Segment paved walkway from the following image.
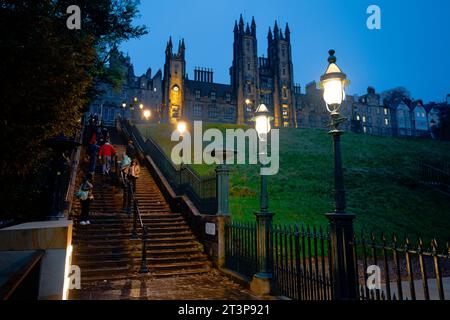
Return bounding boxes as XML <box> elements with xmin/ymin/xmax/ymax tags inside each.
<box><xmin>70</xmin><ymin>269</ymin><xmax>258</xmax><ymax>300</ymax></box>
<box><xmin>377</xmin><ymin>277</ymin><xmax>450</xmax><ymax>300</ymax></box>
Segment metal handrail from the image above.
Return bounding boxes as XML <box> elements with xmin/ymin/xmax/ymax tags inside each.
<box><xmin>126</xmin><ymin>179</ymin><xmax>149</xmax><ymax>274</ymax></box>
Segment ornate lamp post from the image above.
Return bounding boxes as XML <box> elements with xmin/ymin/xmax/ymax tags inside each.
<box><xmin>211</xmin><ymin>148</ymin><xmax>237</xmax><ymax>216</ymax></box>
<box><xmin>121</xmin><ymin>102</ymin><xmax>126</xmax><ymax>119</ymax></box>
<box><xmin>177</xmin><ymin>119</ymin><xmax>187</xmax><ymax>190</ymax></box>
<box><xmin>250</xmin><ymin>104</ymin><xmax>274</xmax><ymax>296</ymax></box>
<box><xmin>130</xmin><ymin>96</ymin><xmax>138</xmax><ymax>122</ymax></box>
<box><xmin>143</xmin><ymin>109</ymin><xmax>152</xmax><ymax>138</ymax></box>
<box><xmin>319</xmin><ymin>49</ymin><xmax>357</xmax><ymax>300</ymax></box>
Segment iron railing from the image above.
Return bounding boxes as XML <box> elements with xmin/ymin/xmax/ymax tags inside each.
<box><xmin>224</xmin><ymin>221</ymin><xmax>334</xmax><ymax>300</ymax></box>
<box><xmin>419</xmin><ymin>162</ymin><xmax>450</xmax><ymax>188</ymax></box>
<box><xmin>123</xmin><ymin>177</ymin><xmax>149</xmax><ymax>274</ymax></box>
<box><xmin>351</xmin><ymin>233</ymin><xmax>450</xmax><ymax>301</ymax></box>
<box><xmin>120</xmin><ymin>119</ymin><xmax>217</xmax><ymax>214</ymax></box>
<box><xmin>272</xmin><ymin>224</ymin><xmax>333</xmax><ymax>300</ymax></box>
<box><xmin>225</xmin><ymin>221</ymin><xmax>257</xmax><ymax>279</ymax></box>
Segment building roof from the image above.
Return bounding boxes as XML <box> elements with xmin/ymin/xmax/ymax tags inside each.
<box><xmin>185</xmin><ymin>80</ymin><xmax>232</xmax><ymax>96</ymax></box>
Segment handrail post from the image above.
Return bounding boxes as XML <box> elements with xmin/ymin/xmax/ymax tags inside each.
<box><xmin>139</xmin><ymin>227</ymin><xmax>149</xmax><ymax>273</ymax></box>
<box><xmin>131</xmin><ymin>187</ymin><xmax>138</xmax><ymax>240</ymax></box>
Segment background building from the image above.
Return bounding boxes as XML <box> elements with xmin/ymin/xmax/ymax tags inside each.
<box><xmin>86</xmin><ymin>17</ymin><xmax>449</xmax><ymax>139</ymax></box>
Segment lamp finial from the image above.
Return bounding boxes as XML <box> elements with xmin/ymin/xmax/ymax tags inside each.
<box><xmin>328</xmin><ymin>49</ymin><xmax>336</xmax><ymax>64</ymax></box>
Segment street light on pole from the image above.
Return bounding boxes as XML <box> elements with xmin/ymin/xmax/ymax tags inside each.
<box><xmin>177</xmin><ymin>119</ymin><xmax>187</xmax><ymax>189</ymax></box>
<box><xmin>121</xmin><ymin>102</ymin><xmax>126</xmax><ymax>119</ymax></box>
<box><xmin>143</xmin><ymin>109</ymin><xmax>151</xmax><ymax>139</ymax></box>
<box><xmin>319</xmin><ymin>49</ymin><xmax>357</xmax><ymax>300</ymax></box>
<box><xmin>250</xmin><ymin>103</ymin><xmax>274</xmax><ymax>296</ymax></box>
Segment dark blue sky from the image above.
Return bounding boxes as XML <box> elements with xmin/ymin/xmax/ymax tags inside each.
<box><xmin>121</xmin><ymin>0</ymin><xmax>450</xmax><ymax>103</ymax></box>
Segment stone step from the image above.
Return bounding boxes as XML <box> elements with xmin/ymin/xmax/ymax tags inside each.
<box><xmin>148</xmin><ymin>261</ymin><xmax>211</xmax><ymax>271</ymax></box>
<box><xmin>74</xmin><ymin>235</ymin><xmax>196</xmax><ymax>246</ymax></box>
<box><xmin>74</xmin><ymin>253</ymin><xmax>208</xmax><ymax>268</ymax></box>
<box><xmin>79</xmin><ymin>266</ymin><xmax>131</xmax><ymax>278</ymax></box>
<box><xmin>74</xmin><ymin>230</ymin><xmax>193</xmax><ymax>239</ymax></box>
<box><xmin>151</xmin><ymin>266</ymin><xmax>211</xmax><ymax>278</ymax></box>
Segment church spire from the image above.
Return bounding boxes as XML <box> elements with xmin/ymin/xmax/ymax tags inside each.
<box><xmin>166</xmin><ymin>36</ymin><xmax>173</xmax><ymax>55</ymax></box>
<box><xmin>285</xmin><ymin>23</ymin><xmax>291</xmax><ymax>42</ymax></box>
<box><xmin>239</xmin><ymin>14</ymin><xmax>244</xmax><ymax>31</ymax></box>
<box><xmin>251</xmin><ymin>16</ymin><xmax>256</xmax><ymax>36</ymax></box>
<box><xmin>267</xmin><ymin>26</ymin><xmax>273</xmax><ymax>42</ymax></box>
<box><xmin>245</xmin><ymin>22</ymin><xmax>250</xmax><ymax>35</ymax></box>
<box><xmin>273</xmin><ymin>21</ymin><xmax>279</xmax><ymax>39</ymax></box>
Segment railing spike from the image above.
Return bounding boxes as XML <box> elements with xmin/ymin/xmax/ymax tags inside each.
<box><xmin>392</xmin><ymin>233</ymin><xmax>397</xmax><ymax>243</ymax></box>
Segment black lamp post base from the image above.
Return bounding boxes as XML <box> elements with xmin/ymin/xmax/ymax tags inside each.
<box><xmin>325</xmin><ymin>211</ymin><xmax>357</xmax><ymax>300</ymax></box>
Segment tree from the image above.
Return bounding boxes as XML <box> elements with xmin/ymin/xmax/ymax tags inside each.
<box><xmin>381</xmin><ymin>87</ymin><xmax>411</xmax><ymax>106</ymax></box>
<box><xmin>0</xmin><ymin>1</ymin><xmax>147</xmax><ymax>221</ymax></box>
<box><xmin>433</xmin><ymin>108</ymin><xmax>450</xmax><ymax>141</ymax></box>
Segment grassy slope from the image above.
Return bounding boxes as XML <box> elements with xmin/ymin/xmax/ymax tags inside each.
<box><xmin>137</xmin><ymin>123</ymin><xmax>450</xmax><ymax>242</ymax></box>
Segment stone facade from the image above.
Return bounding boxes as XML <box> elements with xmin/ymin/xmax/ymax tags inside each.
<box><xmin>87</xmin><ymin>48</ymin><xmax>162</xmax><ymax>127</ymax></box>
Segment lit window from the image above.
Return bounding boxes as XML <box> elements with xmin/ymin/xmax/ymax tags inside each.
<box><xmin>171</xmin><ymin>105</ymin><xmax>179</xmax><ymax>119</ymax></box>
<box><xmin>422</xmin><ymin>112</ymin><xmax>425</xmax><ymax>117</ymax></box>
<box><xmin>356</xmin><ymin>115</ymin><xmax>360</xmax><ymax>121</ymax></box>
<box><xmin>385</xmin><ymin>119</ymin><xmax>389</xmax><ymax>126</ymax></box>
<box><xmin>362</xmin><ymin>116</ymin><xmax>366</xmax><ymax>123</ymax></box>
<box><xmin>384</xmin><ymin>108</ymin><xmax>388</xmax><ymax>115</ymax></box>
<box><xmin>363</xmin><ymin>126</ymin><xmax>367</xmax><ymax>133</ymax></box>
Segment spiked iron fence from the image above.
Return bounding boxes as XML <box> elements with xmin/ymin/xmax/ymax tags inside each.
<box><xmin>351</xmin><ymin>233</ymin><xmax>450</xmax><ymax>300</ymax></box>
<box><xmin>225</xmin><ymin>220</ymin><xmax>450</xmax><ymax>300</ymax></box>
<box><xmin>225</xmin><ymin>221</ymin><xmax>334</xmax><ymax>300</ymax></box>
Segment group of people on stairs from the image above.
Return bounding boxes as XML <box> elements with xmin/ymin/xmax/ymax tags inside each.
<box><xmin>76</xmin><ymin>116</ymin><xmax>141</xmax><ymax>225</ymax></box>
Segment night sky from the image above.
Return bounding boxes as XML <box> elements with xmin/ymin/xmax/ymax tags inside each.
<box><xmin>121</xmin><ymin>0</ymin><xmax>450</xmax><ymax>103</ymax></box>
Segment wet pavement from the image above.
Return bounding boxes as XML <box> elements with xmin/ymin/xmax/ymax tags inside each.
<box><xmin>70</xmin><ymin>269</ymin><xmax>260</xmax><ymax>300</ymax></box>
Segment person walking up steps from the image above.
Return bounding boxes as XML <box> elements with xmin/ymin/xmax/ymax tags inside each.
<box><xmin>77</xmin><ymin>173</ymin><xmax>94</xmax><ymax>225</ymax></box>
<box><xmin>126</xmin><ymin>140</ymin><xmax>136</xmax><ymax>160</ymax></box>
<box><xmin>99</xmin><ymin>140</ymin><xmax>116</xmax><ymax>175</ymax></box>
<box><xmin>128</xmin><ymin>159</ymin><xmax>140</xmax><ymax>192</ymax></box>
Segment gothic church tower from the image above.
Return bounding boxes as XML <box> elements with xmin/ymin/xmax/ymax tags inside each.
<box><xmin>268</xmin><ymin>22</ymin><xmax>295</xmax><ymax>127</ymax></box>
<box><xmin>231</xmin><ymin>15</ymin><xmax>260</xmax><ymax>124</ymax></box>
<box><xmin>162</xmin><ymin>37</ymin><xmax>186</xmax><ymax>123</ymax></box>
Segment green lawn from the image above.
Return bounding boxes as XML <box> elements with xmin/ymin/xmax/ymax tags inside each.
<box><xmin>137</xmin><ymin>123</ymin><xmax>450</xmax><ymax>242</ymax></box>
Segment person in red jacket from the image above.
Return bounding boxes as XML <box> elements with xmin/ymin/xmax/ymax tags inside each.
<box><xmin>99</xmin><ymin>140</ymin><xmax>116</xmax><ymax>175</ymax></box>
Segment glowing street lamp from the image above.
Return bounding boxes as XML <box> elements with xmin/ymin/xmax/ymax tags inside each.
<box><xmin>139</xmin><ymin>103</ymin><xmax>144</xmax><ymax>110</ymax></box>
<box><xmin>320</xmin><ymin>49</ymin><xmax>357</xmax><ymax>300</ymax></box>
<box><xmin>143</xmin><ymin>109</ymin><xmax>151</xmax><ymax>120</ymax></box>
<box><xmin>320</xmin><ymin>50</ymin><xmax>348</xmax><ymax>115</ymax></box>
<box><xmin>176</xmin><ymin>119</ymin><xmax>187</xmax><ymax>187</ymax></box>
<box><xmin>250</xmin><ymin>103</ymin><xmax>274</xmax><ymax>294</ymax></box>
<box><xmin>177</xmin><ymin>120</ymin><xmax>187</xmax><ymax>137</ymax></box>
<box><xmin>121</xmin><ymin>102</ymin><xmax>126</xmax><ymax>118</ymax></box>
<box><xmin>253</xmin><ymin>104</ymin><xmax>273</xmax><ymax>141</ymax></box>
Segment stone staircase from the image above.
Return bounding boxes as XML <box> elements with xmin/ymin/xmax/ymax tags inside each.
<box><xmin>70</xmin><ymin>144</ymin><xmax>211</xmax><ymax>290</ymax></box>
